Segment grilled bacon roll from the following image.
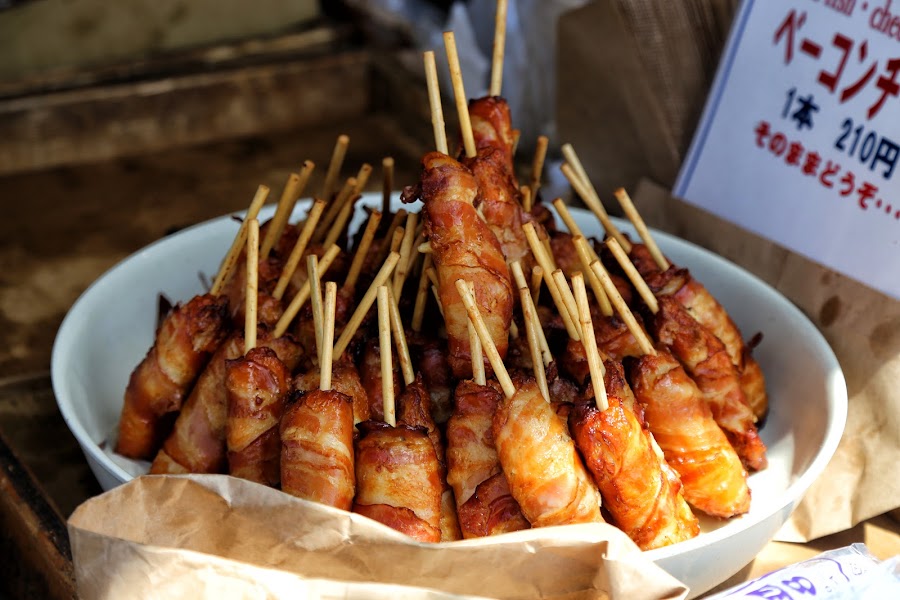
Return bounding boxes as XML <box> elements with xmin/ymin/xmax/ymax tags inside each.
<box><xmin>493</xmin><ymin>375</ymin><xmax>604</xmax><ymax>527</ymax></box>
<box><xmin>280</xmin><ymin>389</ymin><xmax>355</xmax><ymax>510</ymax></box>
<box><xmin>225</xmin><ymin>346</ymin><xmax>292</xmax><ymax>486</ymax></box>
<box><xmin>293</xmin><ymin>357</ymin><xmax>370</xmax><ymax>425</ymax></box>
<box><xmin>151</xmin><ymin>331</ymin><xmax>303</xmax><ymax>475</ymax></box>
<box><xmin>353</xmin><ymin>421</ymin><xmax>443</xmax><ymax>543</ymax></box>
<box><xmin>446</xmin><ymin>380</ymin><xmax>504</xmax><ymax>507</ymax></box>
<box><xmin>569</xmin><ymin>361</ymin><xmax>699</xmax><ymax>549</ymax></box>
<box><xmin>634</xmin><ymin>243</ymin><xmax>768</xmax><ymax>421</ymax></box>
<box><xmin>652</xmin><ymin>297</ymin><xmax>767</xmax><ymax>471</ymax></box>
<box><xmin>398</xmin><ymin>374</ymin><xmax>461</xmax><ymax>541</ymax></box>
<box><xmin>117</xmin><ymin>293</ymin><xmax>230</xmax><ymax>460</ymax></box>
<box><xmin>402</xmin><ymin>152</ymin><xmax>513</xmax><ymax>379</ymax></box>
<box><xmin>457</xmin><ymin>471</ymin><xmax>530</xmax><ymax>538</ymax></box>
<box><xmin>469</xmin><ymin>96</ymin><xmax>516</xmax><ymax>168</ymax></box>
<box><xmin>629</xmin><ymin>349</ymin><xmax>751</xmax><ymax>518</ymax></box>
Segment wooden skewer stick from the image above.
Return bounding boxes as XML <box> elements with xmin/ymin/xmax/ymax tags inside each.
<box><xmin>272</xmin><ymin>199</ymin><xmax>326</xmax><ymax>300</ymax></box>
<box><xmin>530</xmin><ymin>265</ymin><xmax>543</xmax><ymax>306</ymax></box>
<box><xmin>423</xmin><ymin>51</ymin><xmax>449</xmax><ymax>155</ymax></box>
<box><xmin>511</xmin><ymin>262</ymin><xmax>552</xmax><ymax>367</ymax></box>
<box><xmin>530</xmin><ymin>135</ymin><xmax>549</xmax><ymax>199</ymax></box>
<box><xmin>344</xmin><ymin>210</ymin><xmax>383</xmax><ymax>291</ymax></box>
<box><xmin>354</xmin><ymin>163</ymin><xmax>373</xmax><ymax>194</ymax></box>
<box><xmin>377</xmin><ymin>208</ymin><xmax>408</xmax><ymax>264</ymax></box>
<box><xmin>315</xmin><ymin>176</ymin><xmax>357</xmax><ymax>243</ymax></box>
<box><xmin>307</xmin><ymin>255</ymin><xmax>325</xmax><ymax>366</ymax></box>
<box><xmin>411</xmin><ymin>253</ymin><xmax>433</xmax><ymax>332</ymax></box>
<box><xmin>272</xmin><ymin>244</ymin><xmax>341</xmax><ymax>338</ymax></box>
<box><xmin>431</xmin><ymin>285</ymin><xmax>445</xmax><ymax>319</ymax></box>
<box><xmin>377</xmin><ymin>286</ymin><xmax>397</xmax><ymax>426</ymax></box>
<box><xmin>244</xmin><ymin>219</ymin><xmax>260</xmax><ymax>354</ymax></box>
<box><xmin>393</xmin><ymin>212</ymin><xmax>418</xmax><ymax>297</ymax></box>
<box><xmin>552</xmin><ymin>269</ymin><xmax>583</xmax><ymax>339</ymax></box>
<box><xmin>210</xmin><ymin>184</ymin><xmax>269</xmax><ymax>296</ymax></box>
<box><xmin>589</xmin><ymin>259</ymin><xmax>656</xmax><ymax>356</ymax></box>
<box><xmin>323</xmin><ymin>187</ymin><xmax>359</xmax><ymax>249</ymax></box>
<box><xmin>261</xmin><ymin>161</ymin><xmax>315</xmax><ymax>259</ymax></box>
<box><xmin>520</xmin><ymin>185</ymin><xmax>532</xmax><ymax>213</ymax></box>
<box><xmin>321</xmin><ymin>134</ymin><xmax>349</xmax><ymax>200</ymax></box>
<box><xmin>571</xmin><ymin>235</ymin><xmax>613</xmax><ymax>317</ymax></box>
<box><xmin>489</xmin><ymin>0</ymin><xmax>508</xmax><ymax>97</ymax></box>
<box><xmin>455</xmin><ymin>280</ymin><xmax>515</xmax><ymax>398</ymax></box>
<box><xmin>523</xmin><ymin>222</ymin><xmax>579</xmax><ymax>340</ymax></box>
<box><xmin>465</xmin><ymin>281</ymin><xmax>486</xmax><ymax>386</ymax></box>
<box><xmin>320</xmin><ymin>282</ymin><xmax>337</xmax><ymax>391</ymax></box>
<box><xmin>572</xmin><ymin>274</ymin><xmax>609</xmax><ymax>411</ymax></box>
<box><xmin>333</xmin><ymin>252</ymin><xmax>401</xmax><ymax>359</ymax></box>
<box><xmin>614</xmin><ymin>187</ymin><xmax>669</xmax><ymax>270</ymax></box>
<box><xmin>511</xmin><ymin>261</ymin><xmax>550</xmax><ymax>401</ymax></box>
<box><xmin>605</xmin><ymin>237</ymin><xmax>659</xmax><ymax>314</ymax></box>
<box><xmin>443</xmin><ymin>31</ymin><xmax>477</xmax><ymax>158</ymax></box>
<box><xmin>387</xmin><ymin>287</ymin><xmax>415</xmax><ymax>386</ymax></box>
<box><xmin>382</xmin><ymin>157</ymin><xmax>395</xmax><ymax>215</ymax></box>
<box><xmin>560</xmin><ymin>162</ymin><xmax>632</xmax><ymax>253</ymax></box>
<box><xmin>553</xmin><ymin>198</ymin><xmax>613</xmax><ymax>317</ymax></box>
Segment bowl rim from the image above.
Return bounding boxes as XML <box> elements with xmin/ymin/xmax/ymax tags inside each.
<box><xmin>51</xmin><ymin>194</ymin><xmax>848</xmax><ymax>560</ymax></box>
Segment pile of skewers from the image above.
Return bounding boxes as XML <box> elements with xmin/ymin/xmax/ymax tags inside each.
<box><xmin>114</xmin><ymin>1</ymin><xmax>769</xmax><ymax>551</ymax></box>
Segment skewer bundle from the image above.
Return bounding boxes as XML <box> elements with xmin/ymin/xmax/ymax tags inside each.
<box><xmin>117</xmin><ymin>3</ymin><xmax>769</xmax><ymax>552</ymax></box>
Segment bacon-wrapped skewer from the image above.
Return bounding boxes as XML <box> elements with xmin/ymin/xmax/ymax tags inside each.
<box><xmin>281</xmin><ymin>283</ymin><xmax>356</xmax><ymax>509</ymax></box>
<box><xmin>652</xmin><ymin>296</ymin><xmax>767</xmax><ymax>471</ymax></box>
<box><xmin>150</xmin><ymin>331</ymin><xmax>303</xmax><ymax>474</ymax></box>
<box><xmin>117</xmin><ymin>293</ymin><xmax>230</xmax><ymax>460</ymax></box>
<box><xmin>401</xmin><ymin>152</ymin><xmax>513</xmax><ymax>378</ymax></box>
<box><xmin>585</xmin><ymin>257</ymin><xmax>751</xmax><ymax>517</ymax></box>
<box><xmin>352</xmin><ymin>287</ymin><xmax>443</xmax><ymax>542</ymax></box>
<box><xmin>225</xmin><ymin>345</ymin><xmax>292</xmax><ymax>486</ymax></box>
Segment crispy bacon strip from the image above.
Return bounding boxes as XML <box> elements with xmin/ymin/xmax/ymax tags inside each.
<box><xmin>457</xmin><ymin>471</ymin><xmax>530</xmax><ymax>538</ymax></box>
<box><xmin>446</xmin><ymin>380</ymin><xmax>504</xmax><ymax>506</ymax></box>
<box><xmin>150</xmin><ymin>332</ymin><xmax>304</xmax><ymax>474</ymax></box>
<box><xmin>493</xmin><ymin>375</ymin><xmax>604</xmax><ymax>527</ymax></box>
<box><xmin>569</xmin><ymin>361</ymin><xmax>699</xmax><ymax>549</ymax></box>
<box><xmin>293</xmin><ymin>357</ymin><xmax>370</xmax><ymax>425</ymax></box>
<box><xmin>402</xmin><ymin>152</ymin><xmax>513</xmax><ymax>378</ymax></box>
<box><xmin>398</xmin><ymin>374</ymin><xmax>461</xmax><ymax>541</ymax></box>
<box><xmin>117</xmin><ymin>293</ymin><xmax>230</xmax><ymax>459</ymax></box>
<box><xmin>225</xmin><ymin>346</ymin><xmax>292</xmax><ymax>486</ymax></box>
<box><xmin>466</xmin><ymin>97</ymin><xmax>534</xmax><ymax>269</ymax></box>
<box><xmin>280</xmin><ymin>389</ymin><xmax>355</xmax><ymax>510</ymax></box>
<box><xmin>652</xmin><ymin>297</ymin><xmax>767</xmax><ymax>471</ymax></box>
<box><xmin>353</xmin><ymin>421</ymin><xmax>443</xmax><ymax>542</ymax></box>
<box><xmin>629</xmin><ymin>350</ymin><xmax>751</xmax><ymax>518</ymax></box>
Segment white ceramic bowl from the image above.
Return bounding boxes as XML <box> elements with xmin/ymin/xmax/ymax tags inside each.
<box><xmin>52</xmin><ymin>194</ymin><xmax>847</xmax><ymax>598</ymax></box>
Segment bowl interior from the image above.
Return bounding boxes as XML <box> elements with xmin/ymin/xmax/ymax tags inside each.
<box><xmin>51</xmin><ymin>194</ymin><xmax>847</xmax><ymax>597</ymax></box>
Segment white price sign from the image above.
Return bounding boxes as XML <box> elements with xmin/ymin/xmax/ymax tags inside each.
<box><xmin>675</xmin><ymin>0</ymin><xmax>900</xmax><ymax>300</ymax></box>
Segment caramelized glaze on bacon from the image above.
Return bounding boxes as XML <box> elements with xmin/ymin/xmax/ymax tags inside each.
<box><xmin>629</xmin><ymin>349</ymin><xmax>751</xmax><ymax>517</ymax></box>
<box><xmin>446</xmin><ymin>380</ymin><xmax>504</xmax><ymax>506</ymax></box>
<box><xmin>293</xmin><ymin>357</ymin><xmax>370</xmax><ymax>425</ymax></box>
<box><xmin>402</xmin><ymin>152</ymin><xmax>513</xmax><ymax>378</ymax></box>
<box><xmin>569</xmin><ymin>361</ymin><xmax>698</xmax><ymax>549</ymax></box>
<box><xmin>225</xmin><ymin>346</ymin><xmax>292</xmax><ymax>486</ymax></box>
<box><xmin>117</xmin><ymin>293</ymin><xmax>230</xmax><ymax>460</ymax></box>
<box><xmin>493</xmin><ymin>375</ymin><xmax>604</xmax><ymax>527</ymax></box>
<box><xmin>457</xmin><ymin>471</ymin><xmax>530</xmax><ymax>538</ymax></box>
<box><xmin>652</xmin><ymin>297</ymin><xmax>767</xmax><ymax>471</ymax></box>
<box><xmin>353</xmin><ymin>421</ymin><xmax>443</xmax><ymax>542</ymax></box>
<box><xmin>280</xmin><ymin>389</ymin><xmax>355</xmax><ymax>509</ymax></box>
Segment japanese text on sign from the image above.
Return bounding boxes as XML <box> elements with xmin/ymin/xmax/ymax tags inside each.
<box><xmin>676</xmin><ymin>0</ymin><xmax>900</xmax><ymax>300</ymax></box>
